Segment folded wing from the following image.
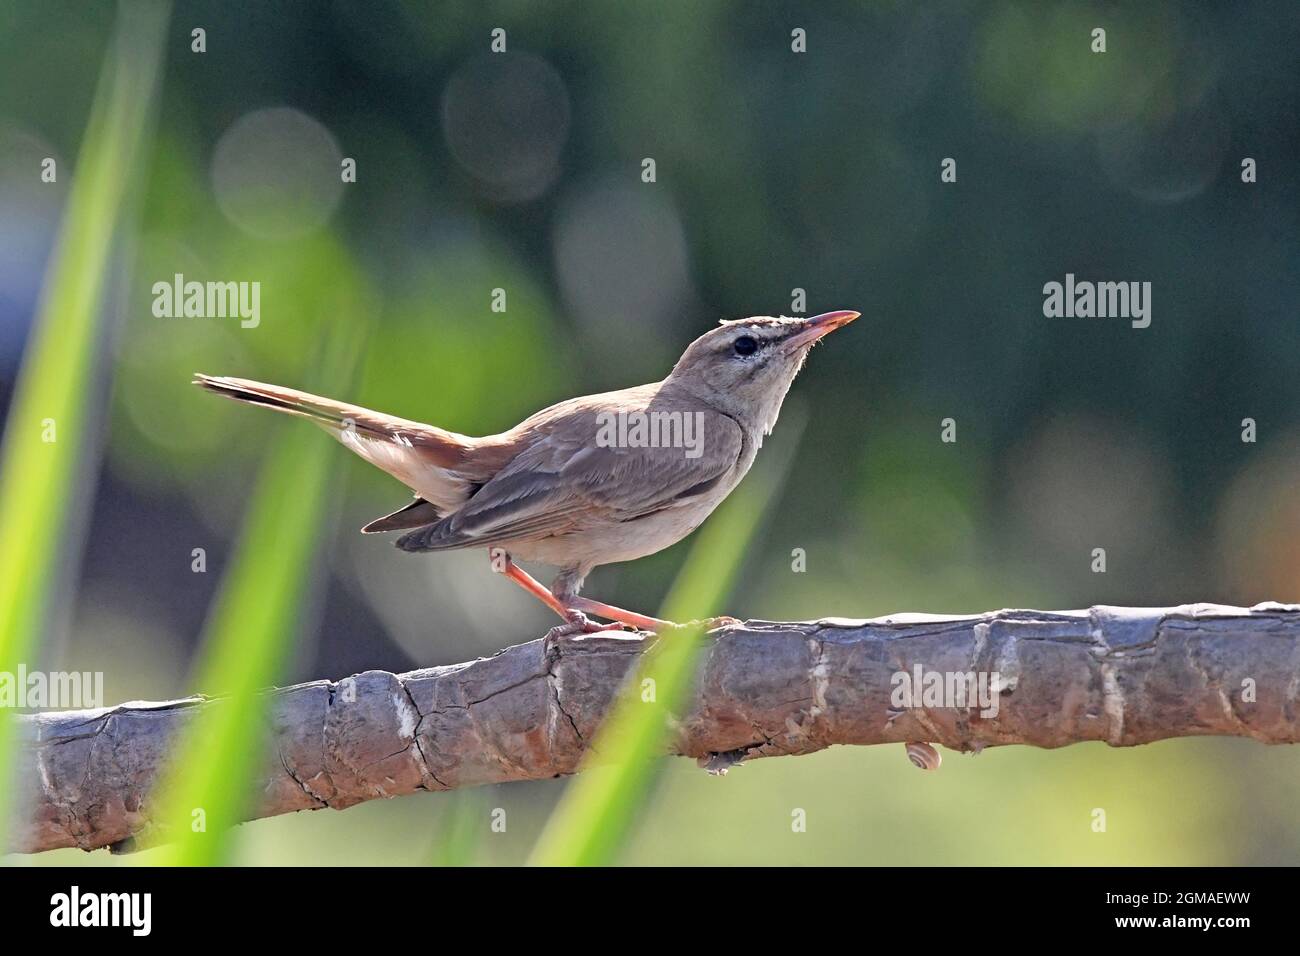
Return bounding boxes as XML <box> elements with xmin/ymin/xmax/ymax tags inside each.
<box><xmin>395</xmin><ymin>405</ymin><xmax>743</xmax><ymax>553</ymax></box>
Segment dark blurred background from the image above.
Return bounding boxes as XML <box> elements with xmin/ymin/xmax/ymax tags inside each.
<box><xmin>2</xmin><ymin>0</ymin><xmax>1298</xmax><ymax>864</ymax></box>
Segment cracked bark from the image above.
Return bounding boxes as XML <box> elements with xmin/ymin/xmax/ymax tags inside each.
<box><xmin>9</xmin><ymin>602</ymin><xmax>1300</xmax><ymax>854</ymax></box>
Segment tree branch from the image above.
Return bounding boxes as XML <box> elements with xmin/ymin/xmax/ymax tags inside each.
<box><xmin>11</xmin><ymin>602</ymin><xmax>1299</xmax><ymax>854</ymax></box>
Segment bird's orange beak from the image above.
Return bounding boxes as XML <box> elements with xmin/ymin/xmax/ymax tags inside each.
<box><xmin>783</xmin><ymin>310</ymin><xmax>860</xmax><ymax>350</ymax></box>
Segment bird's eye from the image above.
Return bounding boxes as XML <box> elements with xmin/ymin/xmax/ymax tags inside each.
<box><xmin>732</xmin><ymin>335</ymin><xmax>758</xmax><ymax>357</ymax></box>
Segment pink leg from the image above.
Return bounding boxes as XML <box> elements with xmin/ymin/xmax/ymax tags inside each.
<box><xmin>493</xmin><ymin>552</ymin><xmax>627</xmax><ymax>636</ymax></box>
<box><xmin>570</xmin><ymin>596</ymin><xmax>742</xmax><ymax>635</ymax></box>
<box><xmin>497</xmin><ymin>553</ymin><xmax>569</xmax><ymax>620</ymax></box>
<box><xmin>568</xmin><ymin>595</ymin><xmax>675</xmax><ymax>632</ymax></box>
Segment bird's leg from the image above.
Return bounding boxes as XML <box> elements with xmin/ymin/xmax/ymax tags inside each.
<box><xmin>492</xmin><ymin>551</ymin><xmax>626</xmax><ymax>639</ymax></box>
<box><xmin>551</xmin><ymin>573</ymin><xmax>740</xmax><ymax>634</ymax></box>
<box><xmin>550</xmin><ymin>588</ymin><xmax>741</xmax><ymax>635</ymax></box>
<box><xmin>492</xmin><ymin>549</ymin><xmax>569</xmax><ymax>619</ymax></box>
<box><xmin>569</xmin><ymin>597</ymin><xmax>741</xmax><ymax>634</ymax></box>
<box><xmin>547</xmin><ymin>568</ymin><xmax>671</xmax><ymax>633</ymax></box>
<box><xmin>566</xmin><ymin>596</ymin><xmax>676</xmax><ymax>633</ymax></box>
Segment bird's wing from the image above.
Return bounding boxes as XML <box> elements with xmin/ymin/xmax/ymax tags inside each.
<box><xmin>395</xmin><ymin>405</ymin><xmax>744</xmax><ymax>553</ymax></box>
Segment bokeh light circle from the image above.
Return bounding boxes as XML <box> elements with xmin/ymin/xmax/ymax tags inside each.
<box><xmin>211</xmin><ymin>107</ymin><xmax>344</xmax><ymax>239</ymax></box>
<box><xmin>442</xmin><ymin>53</ymin><xmax>571</xmax><ymax>202</ymax></box>
<box><xmin>552</xmin><ymin>176</ymin><xmax>692</xmax><ymax>356</ymax></box>
<box><xmin>1096</xmin><ymin>98</ymin><xmax>1230</xmax><ymax>204</ymax></box>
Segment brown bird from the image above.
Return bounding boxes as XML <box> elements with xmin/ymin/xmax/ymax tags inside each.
<box><xmin>194</xmin><ymin>310</ymin><xmax>859</xmax><ymax>638</ymax></box>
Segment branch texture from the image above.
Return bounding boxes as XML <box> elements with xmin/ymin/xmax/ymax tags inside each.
<box><xmin>11</xmin><ymin>602</ymin><xmax>1299</xmax><ymax>854</ymax></box>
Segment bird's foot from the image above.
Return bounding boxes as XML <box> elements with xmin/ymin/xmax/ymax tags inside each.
<box><xmin>703</xmin><ymin>615</ymin><xmax>743</xmax><ymax>630</ymax></box>
<box><xmin>544</xmin><ymin>611</ymin><xmax>631</xmax><ymax>646</ymax></box>
<box><xmin>670</xmin><ymin>615</ymin><xmax>743</xmax><ymax>634</ymax></box>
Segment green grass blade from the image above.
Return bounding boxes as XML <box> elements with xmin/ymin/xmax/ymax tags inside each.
<box><xmin>527</xmin><ymin>410</ymin><xmax>805</xmax><ymax>866</ymax></box>
<box><xmin>428</xmin><ymin>789</ymin><xmax>488</xmax><ymax>867</ymax></box>
<box><xmin>149</xmin><ymin>419</ymin><xmax>333</xmax><ymax>865</ymax></box>
<box><xmin>0</xmin><ymin>0</ymin><xmax>170</xmax><ymax>839</ymax></box>
<box><xmin>150</xmin><ymin>333</ymin><xmax>363</xmax><ymax>866</ymax></box>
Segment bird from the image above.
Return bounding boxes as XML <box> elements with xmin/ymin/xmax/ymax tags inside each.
<box><xmin>194</xmin><ymin>310</ymin><xmax>859</xmax><ymax>639</ymax></box>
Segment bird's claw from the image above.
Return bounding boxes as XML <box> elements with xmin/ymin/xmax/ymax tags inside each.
<box><xmin>690</xmin><ymin>615</ymin><xmax>743</xmax><ymax>632</ymax></box>
<box><xmin>650</xmin><ymin>616</ymin><xmax>743</xmax><ymax>639</ymax></box>
<box><xmin>544</xmin><ymin>611</ymin><xmax>631</xmax><ymax>646</ymax></box>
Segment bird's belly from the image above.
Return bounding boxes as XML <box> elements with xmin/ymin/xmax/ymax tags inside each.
<box><xmin>501</xmin><ymin>446</ymin><xmax>755</xmax><ymax>571</ymax></box>
<box><xmin>504</xmin><ymin>501</ymin><xmax>717</xmax><ymax>569</ymax></box>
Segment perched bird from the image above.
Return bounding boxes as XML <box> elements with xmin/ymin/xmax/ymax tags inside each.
<box><xmin>194</xmin><ymin>310</ymin><xmax>859</xmax><ymax>638</ymax></box>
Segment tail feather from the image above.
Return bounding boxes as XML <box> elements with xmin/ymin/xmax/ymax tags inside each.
<box><xmin>361</xmin><ymin>497</ymin><xmax>443</xmax><ymax>533</ymax></box>
<box><xmin>194</xmin><ymin>374</ymin><xmax>411</xmax><ymax>441</ymax></box>
<box><xmin>193</xmin><ymin>373</ymin><xmax>476</xmax><ymax>514</ymax></box>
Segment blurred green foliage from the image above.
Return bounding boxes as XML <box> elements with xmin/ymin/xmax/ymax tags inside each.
<box><xmin>0</xmin><ymin>0</ymin><xmax>168</xmax><ymax>843</ymax></box>
<box><xmin>2</xmin><ymin>0</ymin><xmax>1298</xmax><ymax>865</ymax></box>
<box><xmin>151</xmin><ymin>327</ymin><xmax>357</xmax><ymax>866</ymax></box>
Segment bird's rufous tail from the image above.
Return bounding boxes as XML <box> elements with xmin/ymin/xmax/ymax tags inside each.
<box><xmin>192</xmin><ymin>373</ymin><xmax>480</xmax><ymax>518</ymax></box>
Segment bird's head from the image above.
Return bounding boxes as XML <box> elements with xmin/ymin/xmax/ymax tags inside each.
<box><xmin>665</xmin><ymin>310</ymin><xmax>859</xmax><ymax>435</ymax></box>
